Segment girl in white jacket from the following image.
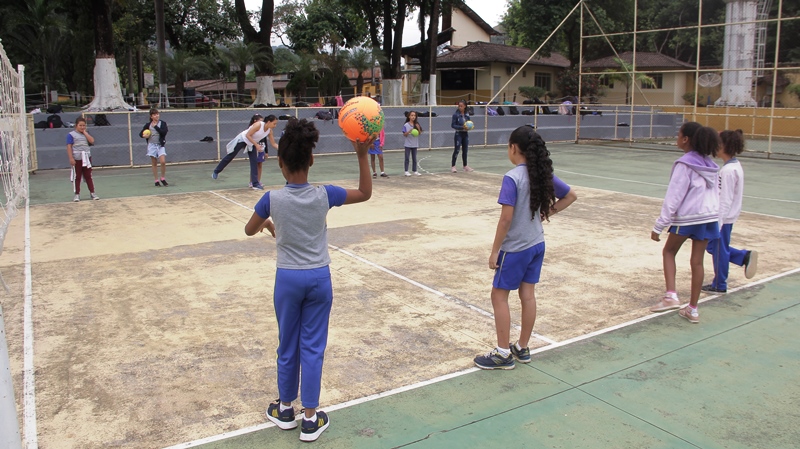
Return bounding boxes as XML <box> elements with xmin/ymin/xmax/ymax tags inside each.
<box><xmin>703</xmin><ymin>130</ymin><xmax>758</xmax><ymax>293</ymax></box>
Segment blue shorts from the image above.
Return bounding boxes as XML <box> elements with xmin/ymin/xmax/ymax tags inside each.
<box><xmin>256</xmin><ymin>151</ymin><xmax>266</xmax><ymax>163</ymax></box>
<box><xmin>147</xmin><ymin>142</ymin><xmax>166</xmax><ymax>158</ymax></box>
<box><xmin>493</xmin><ymin>242</ymin><xmax>546</xmax><ymax>290</ymax></box>
<box><xmin>669</xmin><ymin>222</ymin><xmax>720</xmax><ymax>241</ymax></box>
<box><xmin>368</xmin><ymin>141</ymin><xmax>383</xmax><ymax>155</ymax></box>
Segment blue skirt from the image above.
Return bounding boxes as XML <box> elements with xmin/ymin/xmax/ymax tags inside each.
<box><xmin>669</xmin><ymin>222</ymin><xmax>720</xmax><ymax>241</ymax></box>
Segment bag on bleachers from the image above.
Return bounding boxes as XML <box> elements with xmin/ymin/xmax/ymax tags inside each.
<box><xmin>509</xmin><ymin>106</ymin><xmax>519</xmax><ymax>115</ymax></box>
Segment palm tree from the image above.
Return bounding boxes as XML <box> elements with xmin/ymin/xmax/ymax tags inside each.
<box><xmin>344</xmin><ymin>47</ymin><xmax>374</xmax><ymax>96</ymax></box>
<box><xmin>3</xmin><ymin>0</ymin><xmax>69</xmax><ymax>95</ymax></box>
<box><xmin>164</xmin><ymin>49</ymin><xmax>204</xmax><ymax>107</ymax></box>
<box><xmin>601</xmin><ymin>57</ymin><xmax>655</xmax><ymax>105</ymax></box>
<box><xmin>285</xmin><ymin>53</ymin><xmax>320</xmax><ymax>103</ymax></box>
<box><xmin>219</xmin><ymin>41</ymin><xmax>270</xmax><ymax>97</ymax></box>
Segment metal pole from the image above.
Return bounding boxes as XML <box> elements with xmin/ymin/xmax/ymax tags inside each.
<box><xmin>576</xmin><ymin>2</ymin><xmax>585</xmax><ymax>143</ymax></box>
<box><xmin>767</xmin><ymin>0</ymin><xmax>784</xmax><ymax>158</ymax></box>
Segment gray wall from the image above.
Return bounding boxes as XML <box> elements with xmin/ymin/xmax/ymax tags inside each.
<box><xmin>32</xmin><ymin>106</ymin><xmax>681</xmax><ymax>170</ymax></box>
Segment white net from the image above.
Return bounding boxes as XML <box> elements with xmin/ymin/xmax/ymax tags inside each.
<box><xmin>0</xmin><ymin>40</ymin><xmax>30</xmax><ymax>291</ymax></box>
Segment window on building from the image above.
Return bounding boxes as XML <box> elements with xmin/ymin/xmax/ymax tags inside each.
<box><xmin>534</xmin><ymin>72</ymin><xmax>551</xmax><ymax>92</ymax></box>
<box><xmin>440</xmin><ymin>69</ymin><xmax>476</xmax><ymax>90</ymax></box>
<box><xmin>522</xmin><ymin>70</ymin><xmax>526</xmax><ymax>78</ymax></box>
<box><xmin>642</xmin><ymin>73</ymin><xmax>663</xmax><ymax>89</ymax></box>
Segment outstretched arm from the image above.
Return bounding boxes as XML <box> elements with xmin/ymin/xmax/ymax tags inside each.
<box><xmin>343</xmin><ymin>137</ymin><xmax>376</xmax><ymax>205</ymax></box>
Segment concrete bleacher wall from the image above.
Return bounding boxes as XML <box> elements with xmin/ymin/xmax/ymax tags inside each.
<box><xmin>31</xmin><ymin>106</ymin><xmax>681</xmax><ymax>170</ymax></box>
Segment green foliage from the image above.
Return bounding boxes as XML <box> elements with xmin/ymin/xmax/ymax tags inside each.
<box><xmin>601</xmin><ymin>57</ymin><xmax>656</xmax><ymax>104</ymax></box>
<box><xmin>556</xmin><ymin>67</ymin><xmax>602</xmax><ymax>99</ymax></box>
<box><xmin>683</xmin><ymin>91</ymin><xmax>697</xmax><ymax>104</ymax></box>
<box><xmin>163</xmin><ymin>0</ymin><xmax>240</xmax><ymax>54</ymax></box>
<box><xmin>277</xmin><ymin>0</ymin><xmax>368</xmax><ymax>54</ymax></box>
<box><xmin>787</xmin><ymin>84</ymin><xmax>800</xmax><ymax>100</ymax></box>
<box><xmin>518</xmin><ymin>86</ymin><xmax>547</xmax><ymax>100</ymax></box>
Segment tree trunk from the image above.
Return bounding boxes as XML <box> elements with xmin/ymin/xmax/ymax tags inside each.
<box><xmin>154</xmin><ymin>0</ymin><xmax>169</xmax><ymax>107</ymax></box>
<box><xmin>381</xmin><ymin>0</ymin><xmax>407</xmax><ymax>105</ymax></box>
<box><xmin>85</xmin><ymin>0</ymin><xmax>131</xmax><ymax>110</ymax></box>
<box><xmin>235</xmin><ymin>0</ymin><xmax>276</xmax><ymax>107</ymax></box>
<box><xmin>427</xmin><ymin>0</ymin><xmax>440</xmax><ymax>105</ymax></box>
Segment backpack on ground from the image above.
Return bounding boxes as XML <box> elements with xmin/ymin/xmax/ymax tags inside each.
<box><xmin>94</xmin><ymin>114</ymin><xmax>111</xmax><ymax>126</ymax></box>
<box><xmin>46</xmin><ymin>114</ymin><xmax>63</xmax><ymax>128</ymax></box>
<box><xmin>509</xmin><ymin>106</ymin><xmax>519</xmax><ymax>115</ymax></box>
<box><xmin>496</xmin><ymin>106</ymin><xmax>505</xmax><ymax>116</ymax></box>
<box><xmin>486</xmin><ymin>107</ymin><xmax>498</xmax><ymax>116</ymax></box>
<box><xmin>315</xmin><ymin>110</ymin><xmax>333</xmax><ymax>121</ymax></box>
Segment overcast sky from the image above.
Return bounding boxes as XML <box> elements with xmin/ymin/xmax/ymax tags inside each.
<box><xmin>243</xmin><ymin>0</ymin><xmax>508</xmax><ymax>47</ymax></box>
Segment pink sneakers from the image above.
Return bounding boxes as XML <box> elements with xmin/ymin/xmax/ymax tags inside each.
<box><xmin>650</xmin><ymin>293</ymin><xmax>681</xmax><ymax>312</ymax></box>
<box><xmin>678</xmin><ymin>306</ymin><xmax>700</xmax><ymax>323</ymax></box>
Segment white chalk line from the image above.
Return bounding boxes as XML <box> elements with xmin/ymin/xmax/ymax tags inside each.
<box><xmin>165</xmin><ymin>263</ymin><xmax>800</xmax><ymax>449</ymax></box>
<box><xmin>23</xmin><ymin>198</ymin><xmax>38</xmax><ymax>449</ymax></box>
<box><xmin>208</xmin><ymin>190</ymin><xmax>554</xmax><ymax>344</ymax></box>
<box><xmin>556</xmin><ymin>168</ymin><xmax>800</xmax><ymax>204</ymax></box>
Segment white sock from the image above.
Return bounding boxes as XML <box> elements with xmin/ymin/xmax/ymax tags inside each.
<box><xmin>279</xmin><ymin>402</ymin><xmax>292</xmax><ymax>412</ymax></box>
<box><xmin>305</xmin><ymin>412</ymin><xmax>317</xmax><ymax>422</ymax></box>
<box><xmin>496</xmin><ymin>346</ymin><xmax>511</xmax><ymax>357</ymax></box>
<box><xmin>514</xmin><ymin>342</ymin><xmax>524</xmax><ymax>351</ymax></box>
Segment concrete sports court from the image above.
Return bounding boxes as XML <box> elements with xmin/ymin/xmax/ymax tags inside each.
<box><xmin>1</xmin><ymin>141</ymin><xmax>798</xmax><ymax>448</ymax></box>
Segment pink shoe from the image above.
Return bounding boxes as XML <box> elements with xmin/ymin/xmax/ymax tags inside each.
<box><xmin>463</xmin><ymin>166</ymin><xmax>474</xmax><ymax>172</ymax></box>
<box><xmin>650</xmin><ymin>293</ymin><xmax>680</xmax><ymax>312</ymax></box>
<box><xmin>451</xmin><ymin>166</ymin><xmax>457</xmax><ymax>173</ymax></box>
<box><xmin>678</xmin><ymin>306</ymin><xmax>699</xmax><ymax>323</ymax></box>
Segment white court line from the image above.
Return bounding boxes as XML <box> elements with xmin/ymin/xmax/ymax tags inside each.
<box><xmin>23</xmin><ymin>198</ymin><xmax>38</xmax><ymax>449</ymax></box>
<box><xmin>556</xmin><ymin>168</ymin><xmax>800</xmax><ymax>204</ymax></box>
<box><xmin>207</xmin><ymin>190</ymin><xmax>556</xmax><ymax>345</ymax></box>
<box><xmin>166</xmin><ymin>265</ymin><xmax>800</xmax><ymax>449</ymax></box>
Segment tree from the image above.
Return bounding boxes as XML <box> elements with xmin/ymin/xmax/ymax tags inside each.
<box><xmin>165</xmin><ymin>50</ymin><xmax>204</xmax><ymax>107</ymax></box>
<box><xmin>85</xmin><ymin>0</ymin><xmax>131</xmax><ymax>110</ymax></box>
<box><xmin>277</xmin><ymin>0</ymin><xmax>368</xmax><ymax>55</ymax></box>
<box><xmin>556</xmin><ymin>67</ymin><xmax>602</xmax><ymax>101</ymax></box>
<box><xmin>285</xmin><ymin>53</ymin><xmax>321</xmax><ymax>102</ymax></box>
<box><xmin>601</xmin><ymin>57</ymin><xmax>655</xmax><ymax>105</ymax></box>
<box><xmin>219</xmin><ymin>41</ymin><xmax>271</xmax><ymax>96</ymax></box>
<box><xmin>163</xmin><ymin>0</ymin><xmax>240</xmax><ymax>54</ymax></box>
<box><xmin>503</xmin><ymin>0</ymin><xmax>634</xmax><ymax>66</ymax></box>
<box><xmin>1</xmin><ymin>0</ymin><xmax>70</xmax><ymax>95</ymax></box>
<box><xmin>234</xmin><ymin>0</ymin><xmax>277</xmax><ymax>106</ymax></box>
<box><xmin>344</xmin><ymin>47</ymin><xmax>375</xmax><ymax>95</ymax></box>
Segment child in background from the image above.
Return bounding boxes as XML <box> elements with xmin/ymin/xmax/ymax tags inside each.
<box><xmin>139</xmin><ymin>108</ymin><xmax>169</xmax><ymax>187</ymax></box>
<box><xmin>650</xmin><ymin>123</ymin><xmax>721</xmax><ymax>324</ymax></box>
<box><xmin>474</xmin><ymin>126</ymin><xmax>577</xmax><ymax>370</ymax></box>
<box><xmin>703</xmin><ymin>129</ymin><xmax>758</xmax><ymax>293</ymax></box>
<box><xmin>244</xmin><ymin>119</ymin><xmax>374</xmax><ymax>442</ymax></box>
<box><xmin>66</xmin><ymin>117</ymin><xmax>99</xmax><ymax>202</ymax></box>
<box><xmin>256</xmin><ymin>116</ymin><xmax>280</xmax><ymax>186</ymax></box>
<box><xmin>402</xmin><ymin>111</ymin><xmax>423</xmax><ymax>176</ymax></box>
<box><xmin>369</xmin><ymin>128</ymin><xmax>387</xmax><ymax>178</ymax></box>
<box><xmin>451</xmin><ymin>99</ymin><xmax>473</xmax><ymax>173</ymax></box>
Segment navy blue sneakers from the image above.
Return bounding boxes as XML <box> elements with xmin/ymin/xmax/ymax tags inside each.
<box><xmin>474</xmin><ymin>349</ymin><xmax>515</xmax><ymax>370</ymax></box>
<box><xmin>266</xmin><ymin>399</ymin><xmax>298</xmax><ymax>430</ymax></box>
<box><xmin>300</xmin><ymin>410</ymin><xmax>330</xmax><ymax>442</ymax></box>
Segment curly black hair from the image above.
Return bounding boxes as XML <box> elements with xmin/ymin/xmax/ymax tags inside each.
<box><xmin>508</xmin><ymin>126</ymin><xmax>556</xmax><ymax>222</ymax></box>
<box><xmin>720</xmin><ymin>129</ymin><xmax>744</xmax><ymax>156</ymax></box>
<box><xmin>278</xmin><ymin>118</ymin><xmax>319</xmax><ymax>173</ymax></box>
<box><xmin>691</xmin><ymin>126</ymin><xmax>720</xmax><ymax>157</ymax></box>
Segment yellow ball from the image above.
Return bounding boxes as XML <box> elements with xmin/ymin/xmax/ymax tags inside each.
<box><xmin>338</xmin><ymin>97</ymin><xmax>385</xmax><ymax>142</ymax></box>
<box><xmin>464</xmin><ymin>121</ymin><xmax>474</xmax><ymax>130</ymax></box>
<box><xmin>142</xmin><ymin>129</ymin><xmax>151</xmax><ymax>138</ymax></box>
<box><xmin>410</xmin><ymin>129</ymin><xmax>420</xmax><ymax>137</ymax></box>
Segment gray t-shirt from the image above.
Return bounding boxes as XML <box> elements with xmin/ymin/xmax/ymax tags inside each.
<box><xmin>67</xmin><ymin>131</ymin><xmax>91</xmax><ymax>159</ymax></box>
<box><xmin>402</xmin><ymin>122</ymin><xmax>419</xmax><ymax>148</ymax></box>
<box><xmin>254</xmin><ymin>184</ymin><xmax>347</xmax><ymax>269</ymax></box>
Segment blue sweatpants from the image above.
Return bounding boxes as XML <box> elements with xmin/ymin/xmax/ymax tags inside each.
<box><xmin>706</xmin><ymin>223</ymin><xmax>747</xmax><ymax>291</ymax></box>
<box><xmin>273</xmin><ymin>266</ymin><xmax>333</xmax><ymax>409</ymax></box>
<box><xmin>214</xmin><ymin>142</ymin><xmax>260</xmax><ymax>184</ymax></box>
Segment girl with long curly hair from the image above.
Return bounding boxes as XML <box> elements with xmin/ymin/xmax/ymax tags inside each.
<box><xmin>474</xmin><ymin>125</ymin><xmax>577</xmax><ymax>370</ymax></box>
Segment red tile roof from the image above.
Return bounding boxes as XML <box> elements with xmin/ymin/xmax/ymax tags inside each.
<box><xmin>436</xmin><ymin>41</ymin><xmax>570</xmax><ymax>68</ymax></box>
<box><xmin>582</xmin><ymin>51</ymin><xmax>695</xmax><ymax>70</ymax></box>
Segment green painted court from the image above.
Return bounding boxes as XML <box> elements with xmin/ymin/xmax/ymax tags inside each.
<box><xmin>3</xmin><ymin>142</ymin><xmax>799</xmax><ymax>448</ymax></box>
